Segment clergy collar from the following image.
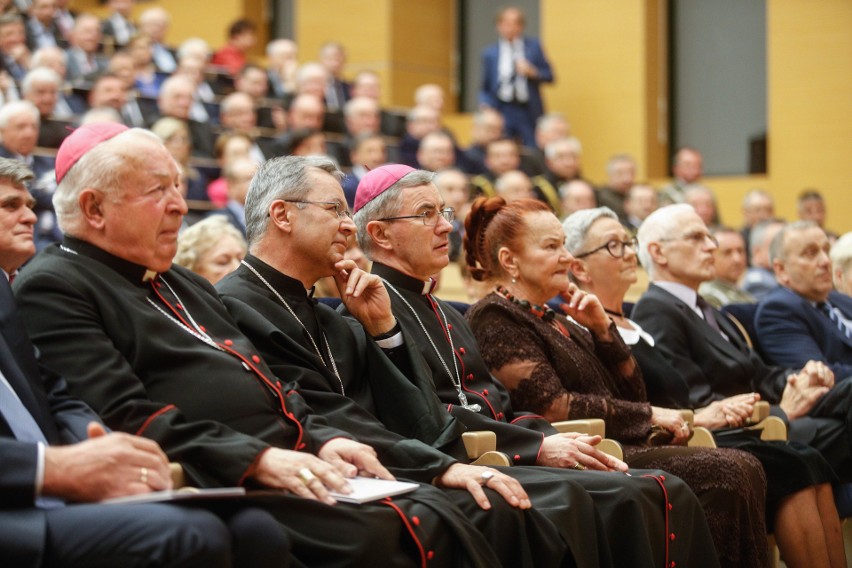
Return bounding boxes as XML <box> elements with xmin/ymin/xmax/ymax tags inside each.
<box><xmin>372</xmin><ymin>262</ymin><xmax>436</xmax><ymax>295</ymax></box>
<box><xmin>241</xmin><ymin>254</ymin><xmax>316</xmax><ymax>300</ymax></box>
<box><xmin>60</xmin><ymin>236</ymin><xmax>158</xmax><ymax>286</ymax></box>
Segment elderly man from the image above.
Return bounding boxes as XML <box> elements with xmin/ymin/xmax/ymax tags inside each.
<box><xmin>210</xmin><ymin>156</ymin><xmax>256</xmax><ymax>236</ymax></box>
<box><xmin>318</xmin><ymin>41</ymin><xmax>350</xmax><ymax>112</ymax></box>
<box><xmin>0</xmin><ymin>13</ymin><xmax>30</xmax><ymax>82</ymax></box>
<box><xmin>14</xmin><ymin>123</ymin><xmax>509</xmax><ymax>567</ymax></box>
<box><xmin>559</xmin><ymin>179</ymin><xmax>597</xmax><ymax>219</ymax></box>
<box><xmin>265</xmin><ymin>39</ymin><xmax>298</xmax><ymax>99</ymax></box>
<box><xmin>138</xmin><ymin>7</ymin><xmax>177</xmax><ymax>73</ymax></box>
<box><xmin>157</xmin><ymin>75</ymin><xmax>215</xmax><ymax>158</ymax></box>
<box><xmin>460</xmin><ymin>108</ymin><xmax>504</xmax><ymax>175</ymax></box>
<box><xmin>0</xmin><ymin>156</ymin><xmax>296</xmax><ymax>568</ymax></box>
<box><xmin>755</xmin><ymin>221</ymin><xmax>852</xmax><ymax>379</ymax></box>
<box><xmin>596</xmin><ymin>154</ymin><xmax>636</xmax><ymax>222</ymax></box>
<box><xmin>698</xmin><ymin>227</ymin><xmax>756</xmax><ymax>308</ymax></box>
<box><xmin>479</xmin><ymin>6</ymin><xmax>554</xmax><ymax>146</ymax></box>
<box><xmin>65</xmin><ymin>14</ymin><xmax>107</xmax><ymax>84</ymax></box>
<box><xmin>633</xmin><ymin>204</ymin><xmax>852</xmax><ymax>481</ymax></box>
<box><xmin>286</xmin><ymin>93</ymin><xmax>324</xmax><ymax>131</ymax></box>
<box><xmin>215</xmin><ymin>155</ymin><xmax>586</xmax><ymax>567</ymax></box>
<box><xmin>531</xmin><ymin>136</ymin><xmax>583</xmax><ymax>214</ymax></box>
<box><xmin>21</xmin><ymin>67</ymin><xmax>70</xmax><ymax>147</ymax></box>
<box><xmin>740</xmin><ymin>189</ymin><xmax>774</xmax><ymax>264</ymax></box>
<box><xmin>350</xmin><ymin>163</ymin><xmax>722</xmax><ymax>568</ymax></box>
<box><xmin>25</xmin><ymin>0</ymin><xmax>65</xmax><ymax>52</ymax></box>
<box><xmin>341</xmin><ymin>133</ymin><xmax>386</xmax><ymax>208</ymax></box>
<box><xmin>470</xmin><ymin>137</ymin><xmax>521</xmax><ymax>198</ymax></box>
<box><xmin>623</xmin><ymin>184</ymin><xmax>657</xmax><ymax>232</ymax></box>
<box><xmin>219</xmin><ymin>92</ymin><xmax>275</xmax><ymax>161</ymax></box>
<box><xmin>743</xmin><ymin>219</ymin><xmax>784</xmax><ymax>300</ymax></box>
<box><xmin>416</xmin><ymin>131</ymin><xmax>456</xmax><ymax>173</ymax></box>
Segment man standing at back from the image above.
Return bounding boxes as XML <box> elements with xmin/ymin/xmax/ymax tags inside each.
<box><xmin>479</xmin><ymin>6</ymin><xmax>553</xmax><ymax>147</ymax></box>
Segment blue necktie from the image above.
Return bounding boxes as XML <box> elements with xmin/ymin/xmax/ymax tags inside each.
<box><xmin>821</xmin><ymin>302</ymin><xmax>852</xmax><ymax>339</ymax></box>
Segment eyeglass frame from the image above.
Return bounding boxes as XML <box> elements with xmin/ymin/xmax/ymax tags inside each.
<box><xmin>657</xmin><ymin>230</ymin><xmax>719</xmax><ymax>248</ymax></box>
<box><xmin>282</xmin><ymin>199</ymin><xmax>352</xmax><ymax>219</ymax></box>
<box><xmin>574</xmin><ymin>236</ymin><xmax>639</xmax><ymax>259</ymax></box>
<box><xmin>377</xmin><ymin>207</ymin><xmax>455</xmax><ymax>226</ymax></box>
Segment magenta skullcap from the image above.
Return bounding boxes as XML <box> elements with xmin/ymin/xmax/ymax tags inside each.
<box><xmin>353</xmin><ymin>164</ymin><xmax>416</xmax><ymax>214</ymax></box>
<box><xmin>55</xmin><ymin>122</ymin><xmax>129</xmax><ymax>183</ymax></box>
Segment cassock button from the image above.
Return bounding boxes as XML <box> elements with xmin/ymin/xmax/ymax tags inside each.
<box><xmin>426</xmin><ymin>551</ymin><xmax>434</xmax><ymax>560</ymax></box>
<box><xmin>482</xmin><ymin>389</ymin><xmax>488</xmax><ymax>396</ymax></box>
<box><xmin>412</xmin><ymin>516</ymin><xmax>420</xmax><ymax>526</ymax></box>
<box><xmin>669</xmin><ymin>533</ymin><xmax>676</xmax><ymax>541</ymax></box>
<box><xmin>224</xmin><ymin>339</ymin><xmax>234</xmax><ymax>346</ymax></box>
<box><xmin>176</xmin><ymin>303</ymin><xmax>183</xmax><ymax>310</ymax></box>
<box><xmin>513</xmin><ymin>454</ymin><xmax>521</xmax><ymax>461</ymax></box>
<box><xmin>497</xmin><ymin>412</ymin><xmax>504</xmax><ymax>420</ymax></box>
<box><xmin>458</xmin><ymin>347</ymin><xmax>466</xmax><ymax>355</ymax></box>
<box><xmin>199</xmin><ymin>326</ymin><xmax>206</xmax><ymax>332</ymax></box>
<box><xmin>251</xmin><ymin>355</ymin><xmax>261</xmax><ymax>363</ymax></box>
<box><xmin>298</xmin><ymin>443</ymin><xmax>306</xmax><ymax>450</ymax></box>
<box><xmin>466</xmin><ymin>373</ymin><xmax>473</xmax><ymax>381</ymax></box>
<box><xmin>447</xmin><ymin>324</ymin><xmax>453</xmax><ymax>330</ymax></box>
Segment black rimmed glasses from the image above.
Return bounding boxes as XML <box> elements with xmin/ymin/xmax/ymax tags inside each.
<box><xmin>574</xmin><ymin>236</ymin><xmax>639</xmax><ymax>259</ymax></box>
<box><xmin>659</xmin><ymin>230</ymin><xmax>718</xmax><ymax>248</ymax></box>
<box><xmin>378</xmin><ymin>207</ymin><xmax>455</xmax><ymax>226</ymax></box>
<box><xmin>283</xmin><ymin>200</ymin><xmax>352</xmax><ymax>219</ymax></box>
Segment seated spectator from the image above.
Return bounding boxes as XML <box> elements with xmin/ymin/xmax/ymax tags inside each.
<box><xmin>743</xmin><ymin>219</ymin><xmax>784</xmax><ymax>300</ymax></box>
<box><xmin>741</xmin><ymin>189</ymin><xmax>775</xmax><ymax>264</ymax></box>
<box><xmin>0</xmin><ymin>100</ymin><xmax>57</xmax><ymax>246</ymax></box>
<box><xmin>596</xmin><ymin>154</ymin><xmax>636</xmax><ymax>222</ymax></box>
<box><xmin>830</xmin><ymin>232</ymin><xmax>852</xmax><ymax>297</ymax></box>
<box><xmin>659</xmin><ymin>146</ymin><xmax>703</xmax><ymax>206</ymax></box>
<box><xmin>265</xmin><ymin>38</ymin><xmax>298</xmax><ymax>99</ymax></box>
<box><xmin>559</xmin><ymin>179</ymin><xmax>596</xmax><ymax>218</ymax></box>
<box><xmin>172</xmin><ymin>53</ymin><xmax>216</xmax><ymax>124</ymax></box>
<box><xmin>128</xmin><ymin>34</ymin><xmax>165</xmax><ymax>98</ymax></box>
<box><xmin>684</xmin><ymin>184</ymin><xmax>720</xmax><ymax>228</ymax></box>
<box><xmin>219</xmin><ymin>91</ymin><xmax>274</xmax><ymax>161</ymax></box>
<box><xmin>25</xmin><ymin>0</ymin><xmax>64</xmax><ymax>52</ymax></box>
<box><xmin>138</xmin><ymin>6</ymin><xmax>176</xmax><ymax>73</ymax></box>
<box><xmin>340</xmin><ymin>132</ymin><xmax>386</xmax><ymax>207</ymax></box>
<box><xmin>318</xmin><ymin>41</ymin><xmax>349</xmax><ymax>112</ymax></box>
<box><xmin>416</xmin><ymin>130</ymin><xmax>455</xmax><ymax>173</ymax></box>
<box><xmin>349</xmin><ymin>69</ymin><xmax>404</xmax><ymax>137</ymax></box>
<box><xmin>207</xmin><ymin>131</ymin><xmax>253</xmax><ymax>206</ymax></box>
<box><xmin>414</xmin><ymin>83</ymin><xmax>444</xmax><ymax>113</ymax></box>
<box><xmin>343</xmin><ymin>96</ymin><xmax>380</xmax><ymax>138</ymax></box>
<box><xmin>566</xmin><ymin>205</ymin><xmax>846</xmax><ymax>568</ymax></box>
<box><xmin>434</xmin><ymin>168</ymin><xmax>470</xmax><ymax>262</ymax></box>
<box><xmin>29</xmin><ymin>47</ymin><xmax>83</xmax><ymax>116</ymax></box>
<box><xmin>87</xmin><ymin>71</ymin><xmax>133</xmax><ymax>124</ymax></box>
<box><xmin>65</xmin><ymin>14</ymin><xmax>107</xmax><ymax>84</ymax></box>
<box><xmin>274</xmin><ymin>127</ymin><xmax>326</xmax><ymax>157</ymax></box>
<box><xmin>100</xmin><ymin>0</ymin><xmax>136</xmax><ymax>50</ymax></box>
<box><xmin>234</xmin><ymin>63</ymin><xmax>283</xmax><ymax>131</ymax></box>
<box><xmin>0</xmin><ymin>13</ymin><xmax>30</xmax><ymax>82</ymax></box>
<box><xmin>290</xmin><ymin>61</ymin><xmax>327</xmax><ymax>104</ymax></box>
<box><xmin>286</xmin><ymin>93</ymin><xmax>324</xmax><ymax>130</ymax></box>
<box><xmin>157</xmin><ymin>74</ymin><xmax>215</xmax><ymax>158</ymax></box>
<box><xmin>623</xmin><ymin>184</ymin><xmax>657</xmax><ymax>232</ymax></box>
<box><xmin>150</xmin><ymin>116</ymin><xmax>207</xmax><ymax>202</ymax></box>
<box><xmin>470</xmin><ymin>136</ymin><xmax>521</xmax><ymax>197</ymax></box>
<box><xmin>53</xmin><ymin>0</ymin><xmax>74</xmax><ymax>41</ymax></box>
<box><xmin>798</xmin><ymin>189</ymin><xmax>837</xmax><ymax>239</ymax></box>
<box><xmin>494</xmin><ymin>170</ymin><xmax>533</xmax><ymax>202</ymax></box>
<box><xmin>398</xmin><ymin>104</ymin><xmax>440</xmax><ymax>167</ymax></box>
<box><xmin>531</xmin><ymin>136</ymin><xmax>583</xmax><ymax>214</ymax></box>
<box><xmin>174</xmin><ymin>214</ymin><xmax>246</xmax><ymax>285</ymax></box>
<box><xmin>633</xmin><ymin>204</ymin><xmax>852</xmax><ymax>488</ymax></box>
<box><xmin>79</xmin><ymin>106</ymin><xmax>123</xmax><ymax>124</ymax></box>
<box><xmin>461</xmin><ymin>107</ymin><xmax>504</xmax><ymax>175</ymax></box>
<box><xmin>211</xmin><ymin>18</ymin><xmax>256</xmax><ymax>76</ymax></box>
<box><xmin>21</xmin><ymin>67</ymin><xmax>69</xmax><ymax>148</ymax></box>
<box><xmin>210</xmin><ymin>156</ymin><xmax>258</xmax><ymax>236</ymax></box>
<box><xmin>698</xmin><ymin>226</ymin><xmax>755</xmax><ymax>308</ymax></box>
<box><xmin>176</xmin><ymin>36</ymin><xmax>211</xmax><ymax>67</ymax></box>
<box><xmin>755</xmin><ymin>221</ymin><xmax>852</xmax><ymax>378</ymax></box>
<box><xmin>527</xmin><ymin>112</ymin><xmax>571</xmax><ymax>176</ymax></box>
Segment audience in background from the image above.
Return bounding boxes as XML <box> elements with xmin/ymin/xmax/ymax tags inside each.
<box><xmin>659</xmin><ymin>147</ymin><xmax>703</xmax><ymax>205</ymax></box>
<box><xmin>623</xmin><ymin>184</ymin><xmax>657</xmax><ymax>232</ymax></box>
<box><xmin>699</xmin><ymin>226</ymin><xmax>755</xmax><ymax>308</ymax></box>
<box><xmin>597</xmin><ymin>153</ymin><xmax>636</xmax><ymax>222</ymax></box>
<box><xmin>831</xmin><ymin>232</ymin><xmax>852</xmax><ymax>297</ymax></box>
<box><xmin>174</xmin><ymin>214</ymin><xmax>247</xmax><ymax>284</ymax></box>
<box><xmin>559</xmin><ymin>178</ymin><xmax>596</xmax><ymax>219</ymax></box>
<box><xmin>743</xmin><ymin>219</ymin><xmax>784</xmax><ymax>300</ymax></box>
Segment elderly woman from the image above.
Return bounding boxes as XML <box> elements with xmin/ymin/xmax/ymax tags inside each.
<box><xmin>150</xmin><ymin>117</ymin><xmax>207</xmax><ymax>201</ymax></box>
<box><xmin>174</xmin><ymin>215</ymin><xmax>247</xmax><ymax>285</ymax></box>
<box><xmin>830</xmin><ymin>232</ymin><xmax>852</xmax><ymax>296</ymax></box>
<box><xmin>566</xmin><ymin>206</ymin><xmax>844</xmax><ymax>568</ymax></box>
<box><xmin>464</xmin><ymin>196</ymin><xmax>768</xmax><ymax>566</ymax></box>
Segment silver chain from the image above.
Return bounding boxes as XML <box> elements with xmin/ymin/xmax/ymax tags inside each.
<box><xmin>241</xmin><ymin>260</ymin><xmax>344</xmax><ymax>395</ymax></box>
<box><xmin>382</xmin><ymin>279</ymin><xmax>480</xmax><ymax>412</ymax></box>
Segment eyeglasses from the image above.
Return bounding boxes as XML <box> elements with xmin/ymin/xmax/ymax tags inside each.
<box><xmin>659</xmin><ymin>231</ymin><xmax>718</xmax><ymax>247</ymax></box>
<box><xmin>574</xmin><ymin>236</ymin><xmax>638</xmax><ymax>259</ymax></box>
<box><xmin>378</xmin><ymin>207</ymin><xmax>455</xmax><ymax>227</ymax></box>
<box><xmin>283</xmin><ymin>200</ymin><xmax>351</xmax><ymax>219</ymax></box>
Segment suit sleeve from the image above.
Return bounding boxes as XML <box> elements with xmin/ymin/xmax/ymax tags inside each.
<box><xmin>527</xmin><ymin>39</ymin><xmax>554</xmax><ymax>84</ymax></box>
<box><xmin>0</xmin><ymin>440</ymin><xmax>39</xmax><ymax>508</ymax></box>
<box><xmin>478</xmin><ymin>47</ymin><xmax>500</xmax><ymax>108</ymax></box>
<box><xmin>755</xmin><ymin>296</ymin><xmax>852</xmax><ymax>380</ymax></box>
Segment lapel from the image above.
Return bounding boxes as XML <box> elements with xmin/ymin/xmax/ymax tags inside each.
<box><xmin>826</xmin><ymin>291</ymin><xmax>852</xmax><ymax>349</ymax></box>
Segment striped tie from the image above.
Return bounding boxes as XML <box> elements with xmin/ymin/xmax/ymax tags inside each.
<box><xmin>821</xmin><ymin>302</ymin><xmax>852</xmax><ymax>339</ymax></box>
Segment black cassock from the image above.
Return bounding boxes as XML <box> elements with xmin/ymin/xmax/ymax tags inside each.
<box><xmin>15</xmin><ymin>237</ymin><xmax>498</xmax><ymax>568</ymax></box>
<box><xmin>220</xmin><ymin>255</ymin><xmax>719</xmax><ymax>568</ymax></box>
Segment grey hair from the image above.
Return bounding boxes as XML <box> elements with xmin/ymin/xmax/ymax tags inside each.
<box><xmin>742</xmin><ymin>188</ymin><xmax>773</xmax><ymax>209</ymax></box>
<box><xmin>244</xmin><ymin>155</ymin><xmax>342</xmax><ymax>247</ymax></box>
<box><xmin>174</xmin><ymin>214</ymin><xmax>246</xmax><ymax>272</ymax></box>
<box><xmin>605</xmin><ymin>153</ymin><xmax>635</xmax><ymax>176</ymax></box>
<box><xmin>562</xmin><ymin>206</ymin><xmax>619</xmax><ymax>256</ymax></box>
<box><xmin>220</xmin><ymin>92</ymin><xmax>253</xmax><ymax>116</ymax></box>
<box><xmin>830</xmin><ymin>232</ymin><xmax>852</xmax><ymax>279</ymax></box>
<box><xmin>353</xmin><ymin>169</ymin><xmax>435</xmax><ymax>258</ymax></box>
<box><xmin>22</xmin><ymin>67</ymin><xmax>61</xmax><ymax>95</ymax></box>
<box><xmin>177</xmin><ymin>38</ymin><xmax>210</xmax><ymax>62</ymax></box>
<box><xmin>535</xmin><ymin>112</ymin><xmax>568</xmax><ymax>134</ymax></box>
<box><xmin>0</xmin><ymin>100</ymin><xmax>39</xmax><ymax>129</ymax></box>
<box><xmin>31</xmin><ymin>46</ymin><xmax>67</xmax><ymax>68</ymax></box>
<box><xmin>749</xmin><ymin>219</ymin><xmax>783</xmax><ymax>256</ymax></box>
<box><xmin>53</xmin><ymin>128</ymin><xmax>162</xmax><ymax>235</ymax></box>
<box><xmin>769</xmin><ymin>220</ymin><xmax>818</xmax><ymax>264</ymax></box>
<box><xmin>636</xmin><ymin>203</ymin><xmax>695</xmax><ymax>276</ymax></box>
<box><xmin>544</xmin><ymin>136</ymin><xmax>582</xmax><ymax>159</ymax></box>
<box><xmin>343</xmin><ymin>96</ymin><xmax>378</xmax><ymax>119</ymax></box>
<box><xmin>0</xmin><ymin>157</ymin><xmax>34</xmax><ymax>186</ymax></box>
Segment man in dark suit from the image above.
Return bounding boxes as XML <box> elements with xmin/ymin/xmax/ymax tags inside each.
<box><xmin>478</xmin><ymin>6</ymin><xmax>554</xmax><ymax>147</ymax></box>
<box><xmin>156</xmin><ymin>74</ymin><xmax>215</xmax><ymax>158</ymax></box>
<box><xmin>25</xmin><ymin>0</ymin><xmax>66</xmax><ymax>52</ymax></box>
<box><xmin>633</xmin><ymin>204</ymin><xmax>852</xmax><ymax>480</ymax></box>
<box><xmin>0</xmin><ymin>156</ymin><xmax>274</xmax><ymax>568</ymax></box>
<box><xmin>64</xmin><ymin>14</ymin><xmax>108</xmax><ymax>85</ymax></box>
<box><xmin>756</xmin><ymin>221</ymin><xmax>852</xmax><ymax>378</ymax></box>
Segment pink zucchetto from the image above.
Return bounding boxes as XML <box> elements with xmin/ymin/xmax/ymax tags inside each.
<box><xmin>55</xmin><ymin>122</ymin><xmax>129</xmax><ymax>184</ymax></box>
<box><xmin>353</xmin><ymin>164</ymin><xmax>416</xmax><ymax>214</ymax></box>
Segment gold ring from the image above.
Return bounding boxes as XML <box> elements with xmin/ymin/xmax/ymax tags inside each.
<box><xmin>573</xmin><ymin>462</ymin><xmax>586</xmax><ymax>471</ymax></box>
<box><xmin>140</xmin><ymin>467</ymin><xmax>148</xmax><ymax>484</ymax></box>
<box><xmin>480</xmin><ymin>470</ymin><xmax>496</xmax><ymax>486</ymax></box>
<box><xmin>297</xmin><ymin>467</ymin><xmax>317</xmax><ymax>485</ymax></box>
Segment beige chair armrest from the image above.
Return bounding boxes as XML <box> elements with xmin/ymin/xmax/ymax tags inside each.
<box><xmin>461</xmin><ymin>431</ymin><xmax>512</xmax><ymax>466</ymax></box>
<box><xmin>750</xmin><ymin>415</ymin><xmax>787</xmax><ymax>441</ymax></box>
<box><xmin>551</xmin><ymin>418</ymin><xmax>606</xmax><ymax>437</ymax></box>
<box><xmin>751</xmin><ymin>401</ymin><xmax>770</xmax><ymax>423</ymax></box>
<box><xmin>679</xmin><ymin>409</ymin><xmax>695</xmax><ymax>426</ymax></box>
<box><xmin>169</xmin><ymin>463</ymin><xmax>186</xmax><ymax>488</ymax></box>
<box><xmin>688</xmin><ymin>427</ymin><xmax>717</xmax><ymax>448</ymax></box>
<box><xmin>597</xmin><ymin>439</ymin><xmax>624</xmax><ymax>461</ymax></box>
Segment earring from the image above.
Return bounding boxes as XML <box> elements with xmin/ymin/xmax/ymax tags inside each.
<box><xmin>511</xmin><ymin>276</ymin><xmax>517</xmax><ymax>284</ymax></box>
